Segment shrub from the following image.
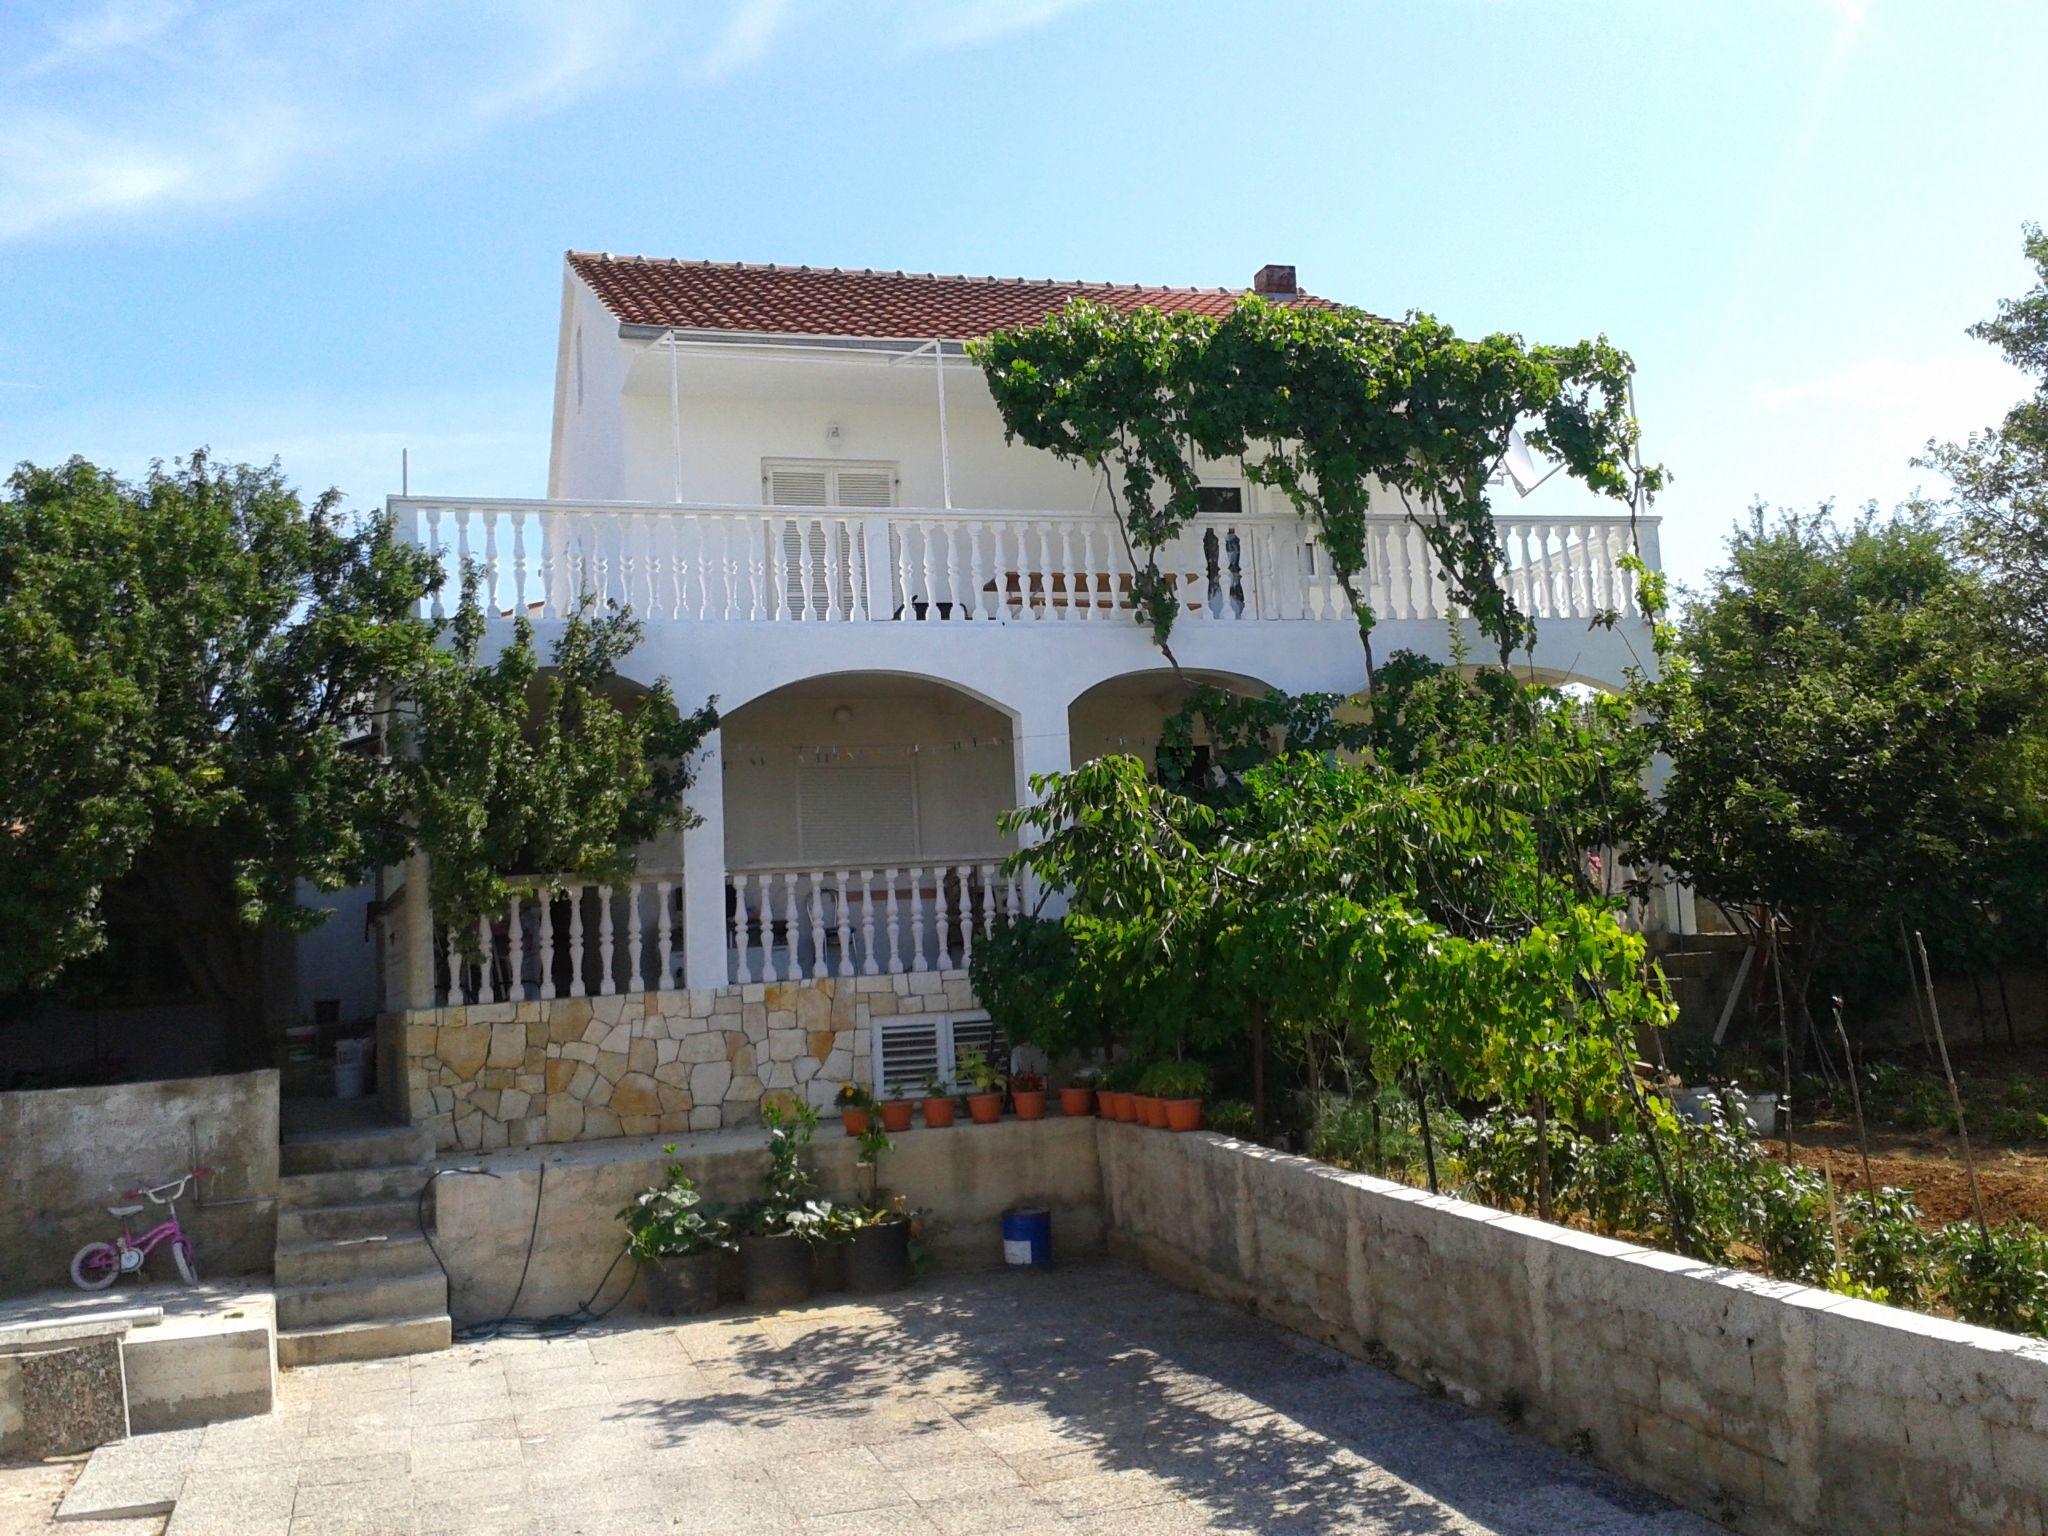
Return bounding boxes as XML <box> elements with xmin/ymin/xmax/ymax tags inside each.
<box><xmin>1940</xmin><ymin>1222</ymin><xmax>2048</xmax><ymax>1335</ymax></box>
<box><xmin>1454</xmin><ymin>1107</ymin><xmax>1589</xmax><ymax>1215</ymax></box>
<box><xmin>1139</xmin><ymin>1061</ymin><xmax>1210</xmax><ymax>1099</ymax></box>
<box><xmin>618</xmin><ymin>1149</ymin><xmax>732</xmax><ymax>1262</ymax></box>
<box><xmin>1746</xmin><ymin>1161</ymin><xmax>1833</xmax><ymax>1285</ymax></box>
<box><xmin>1207</xmin><ymin>1099</ymin><xmax>1256</xmax><ymax>1138</ymax></box>
<box><xmin>1842</xmin><ymin>1187</ymin><xmax>1934</xmax><ymax>1305</ymax></box>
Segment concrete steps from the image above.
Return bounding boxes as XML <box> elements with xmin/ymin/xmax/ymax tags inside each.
<box><xmin>273</xmin><ymin>1113</ymin><xmax>449</xmax><ymax>1367</ymax></box>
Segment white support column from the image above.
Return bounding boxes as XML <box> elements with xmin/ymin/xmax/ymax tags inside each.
<box><xmin>1009</xmin><ymin>702</ymin><xmax>1073</xmax><ymax>920</ymax></box>
<box><xmin>401</xmin><ymin>852</ymin><xmax>437</xmax><ymax>1010</ymax></box>
<box><xmin>933</xmin><ymin>340</ymin><xmax>954</xmax><ymax>510</ymax></box>
<box><xmin>680</xmin><ymin>729</ymin><xmax>729</xmax><ymax>989</ymax></box>
<box><xmin>667</xmin><ymin>331</ymin><xmax>684</xmax><ymax>504</ymax></box>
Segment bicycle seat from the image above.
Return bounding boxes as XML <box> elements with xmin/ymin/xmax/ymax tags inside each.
<box><xmin>106</xmin><ymin>1204</ymin><xmax>143</xmax><ymax>1218</ymax></box>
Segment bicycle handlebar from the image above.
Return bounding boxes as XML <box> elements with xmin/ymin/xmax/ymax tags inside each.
<box><xmin>123</xmin><ymin>1169</ymin><xmax>207</xmax><ymax>1202</ymax></box>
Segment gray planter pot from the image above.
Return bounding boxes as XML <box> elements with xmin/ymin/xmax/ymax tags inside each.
<box><xmin>642</xmin><ymin>1250</ymin><xmax>723</xmax><ymax>1317</ymax></box>
<box><xmin>740</xmin><ymin>1231</ymin><xmax>813</xmax><ymax>1307</ymax></box>
<box><xmin>847</xmin><ymin>1219</ymin><xmax>913</xmax><ymax>1294</ymax></box>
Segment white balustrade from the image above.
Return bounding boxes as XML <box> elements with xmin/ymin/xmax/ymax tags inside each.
<box><xmin>725</xmin><ymin>862</ymin><xmax>1023</xmax><ymax>984</ymax></box>
<box><xmin>434</xmin><ymin>873</ymin><xmax>685</xmax><ymax>1005</ymax></box>
<box><xmin>393</xmin><ymin>497</ymin><xmax>1656</xmax><ymax>629</ymax></box>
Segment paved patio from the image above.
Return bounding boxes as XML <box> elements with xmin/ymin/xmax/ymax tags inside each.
<box><xmin>15</xmin><ymin>1264</ymin><xmax>1719</xmax><ymax>1535</ymax></box>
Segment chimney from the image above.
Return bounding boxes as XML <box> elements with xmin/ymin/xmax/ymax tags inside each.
<box><xmin>1252</xmin><ymin>263</ymin><xmax>1297</xmax><ymax>296</ymax></box>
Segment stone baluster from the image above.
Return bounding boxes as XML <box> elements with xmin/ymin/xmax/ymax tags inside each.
<box><xmin>858</xmin><ymin>869</ymin><xmax>878</xmax><ymax>977</ymax></box>
<box><xmin>954</xmin><ymin>864</ymin><xmax>974</xmax><ymax>968</ymax></box>
<box><xmin>909</xmin><ymin>868</ymin><xmax>933</xmax><ymax>974</ymax></box>
<box><xmin>651</xmin><ymin>880</ymin><xmax>673</xmax><ymax>991</ymax></box>
<box><xmin>809</xmin><ymin>871</ymin><xmax>829</xmax><ymax>980</ymax></box>
<box><xmin>537</xmin><ymin>891</ymin><xmax>557</xmax><ymax>1002</ymax></box>
<box><xmin>507</xmin><ymin>895</ymin><xmax>524</xmax><ymax>1002</ymax></box>
<box><xmin>778</xmin><ymin>871</ymin><xmax>800</xmax><ymax>981</ymax></box>
<box><xmin>623</xmin><ymin>883</ymin><xmax>645</xmax><ymax>995</ymax></box>
<box><xmin>834</xmin><ymin>870</ymin><xmax>854</xmax><ymax>978</ymax></box>
<box><xmin>593</xmin><ymin>885</ymin><xmax>616</xmax><ymax>996</ymax></box>
<box><xmin>731</xmin><ymin>877</ymin><xmax>754</xmax><ymax>986</ymax></box>
<box><xmin>920</xmin><ymin>867</ymin><xmax>942</xmax><ymax>972</ymax></box>
<box><xmin>822</xmin><ymin>522</ymin><xmax>843</xmax><ymax>622</ymax></box>
<box><xmin>442</xmin><ymin>921</ymin><xmax>461</xmax><ymax>1006</ymax></box>
<box><xmin>882</xmin><ymin>870</ymin><xmax>903</xmax><ymax>974</ymax></box>
<box><xmin>979</xmin><ymin>863</ymin><xmax>998</xmax><ymax>939</ymax></box>
<box><xmin>473</xmin><ymin>913</ymin><xmax>495</xmax><ymax>1004</ymax></box>
<box><xmin>567</xmin><ymin>885</ymin><xmax>588</xmax><ymax>998</ymax></box>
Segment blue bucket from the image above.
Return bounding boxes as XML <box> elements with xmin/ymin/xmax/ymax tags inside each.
<box><xmin>1001</xmin><ymin>1206</ymin><xmax>1052</xmax><ymax>1268</ymax></box>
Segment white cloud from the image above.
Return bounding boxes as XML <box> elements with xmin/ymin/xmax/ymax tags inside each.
<box><xmin>0</xmin><ymin>0</ymin><xmax>1097</xmax><ymax>242</ymax></box>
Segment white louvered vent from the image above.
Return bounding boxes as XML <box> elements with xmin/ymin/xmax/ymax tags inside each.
<box><xmin>764</xmin><ymin>461</ymin><xmax>892</xmax><ymax>617</ymax></box>
<box><xmin>871</xmin><ymin>1010</ymin><xmax>1005</xmax><ymax>1096</ymax></box>
<box><xmin>797</xmin><ymin>764</ymin><xmax>917</xmax><ymax>864</ymax></box>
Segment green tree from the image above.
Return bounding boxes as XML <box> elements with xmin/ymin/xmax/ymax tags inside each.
<box><xmin>1642</xmin><ymin>504</ymin><xmax>2048</xmax><ymax>1039</ymax></box>
<box><xmin>1923</xmin><ymin>223</ymin><xmax>2048</xmax><ymax>648</ymax></box>
<box><xmin>0</xmin><ymin>454</ymin><xmax>714</xmax><ymax>1062</ymax></box>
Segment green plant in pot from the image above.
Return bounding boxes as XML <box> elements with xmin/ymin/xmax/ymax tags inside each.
<box><xmin>959</xmin><ymin>1048</ymin><xmax>1005</xmax><ymax>1124</ymax></box>
<box><xmin>1096</xmin><ymin>1060</ymin><xmax>1138</xmax><ymax>1123</ymax></box>
<box><xmin>843</xmin><ymin>1117</ymin><xmax>915</xmax><ymax>1293</ymax></box>
<box><xmin>834</xmin><ymin>1082</ymin><xmax>874</xmax><ymax>1138</ymax></box>
<box><xmin>1010</xmin><ymin>1070</ymin><xmax>1048</xmax><ymax>1120</ymax></box>
<box><xmin>919</xmin><ymin>1070</ymin><xmax>957</xmax><ymax>1128</ymax></box>
<box><xmin>737</xmin><ymin>1099</ymin><xmax>830</xmax><ymax>1307</ymax></box>
<box><xmin>618</xmin><ymin>1147</ymin><xmax>733</xmax><ymax>1316</ymax></box>
<box><xmin>877</xmin><ymin>1077</ymin><xmax>916</xmax><ymax>1133</ymax></box>
<box><xmin>1140</xmin><ymin>1061</ymin><xmax>1209</xmax><ymax>1132</ymax></box>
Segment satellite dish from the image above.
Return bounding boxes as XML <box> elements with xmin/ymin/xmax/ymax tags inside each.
<box><xmin>1503</xmin><ymin>430</ymin><xmax>1550</xmax><ymax>498</ymax></box>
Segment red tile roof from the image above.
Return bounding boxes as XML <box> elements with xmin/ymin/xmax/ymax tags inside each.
<box><xmin>566</xmin><ymin>253</ymin><xmax>1341</xmax><ymax>341</ymax></box>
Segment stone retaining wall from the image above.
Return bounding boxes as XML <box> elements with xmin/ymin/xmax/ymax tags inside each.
<box><xmin>429</xmin><ymin>1114</ymin><xmax>1103</xmax><ymax>1322</ymax></box>
<box><xmin>1098</xmin><ymin>1123</ymin><xmax>2048</xmax><ymax>1536</ymax></box>
<box><xmin>396</xmin><ymin>971</ymin><xmax>978</xmax><ymax>1151</ymax></box>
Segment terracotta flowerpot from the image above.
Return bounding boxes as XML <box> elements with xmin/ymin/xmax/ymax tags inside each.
<box><xmin>841</xmin><ymin>1108</ymin><xmax>870</xmax><ymax>1137</ymax></box>
<box><xmin>879</xmin><ymin>1099</ymin><xmax>915</xmax><ymax>1133</ymax></box>
<box><xmin>1165</xmin><ymin>1097</ymin><xmax>1203</xmax><ymax>1133</ymax></box>
<box><xmin>922</xmin><ymin>1096</ymin><xmax>956</xmax><ymax>1127</ymax></box>
<box><xmin>1101</xmin><ymin>1090</ymin><xmax>1130</xmax><ymax>1121</ymax></box>
<box><xmin>1136</xmin><ymin>1094</ymin><xmax>1167</xmax><ymax>1128</ymax></box>
<box><xmin>1059</xmin><ymin>1087</ymin><xmax>1095</xmax><ymax>1117</ymax></box>
<box><xmin>643</xmin><ymin>1251</ymin><xmax>722</xmax><ymax>1316</ymax></box>
<box><xmin>1012</xmin><ymin>1090</ymin><xmax>1047</xmax><ymax>1121</ymax></box>
<box><xmin>740</xmin><ymin>1232</ymin><xmax>813</xmax><ymax>1307</ymax></box>
<box><xmin>967</xmin><ymin>1092</ymin><xmax>1003</xmax><ymax>1124</ymax></box>
<box><xmin>847</xmin><ymin>1219</ymin><xmax>913</xmax><ymax>1293</ymax></box>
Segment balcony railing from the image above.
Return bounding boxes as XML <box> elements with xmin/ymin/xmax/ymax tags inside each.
<box><xmin>392</xmin><ymin>498</ymin><xmax>1656</xmax><ymax>628</ymax></box>
<box><xmin>434</xmin><ymin>874</ymin><xmax>683</xmax><ymax>1006</ymax></box>
<box><xmin>728</xmin><ymin>861</ymin><xmax>1026</xmax><ymax>985</ymax></box>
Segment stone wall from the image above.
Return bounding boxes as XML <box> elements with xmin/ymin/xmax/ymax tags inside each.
<box><xmin>428</xmin><ymin>1114</ymin><xmax>1102</xmax><ymax>1323</ymax></box>
<box><xmin>1098</xmin><ymin>1123</ymin><xmax>2048</xmax><ymax>1536</ymax></box>
<box><xmin>398</xmin><ymin>970</ymin><xmax>979</xmax><ymax>1151</ymax></box>
<box><xmin>0</xmin><ymin>1070</ymin><xmax>280</xmax><ymax>1297</ymax></box>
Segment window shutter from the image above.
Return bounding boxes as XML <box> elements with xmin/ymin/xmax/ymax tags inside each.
<box><xmin>949</xmin><ymin>1013</ymin><xmax>1007</xmax><ymax>1078</ymax></box>
<box><xmin>833</xmin><ymin>469</ymin><xmax>894</xmax><ymax>508</ymax></box>
<box><xmin>875</xmin><ymin>1018</ymin><xmax>941</xmax><ymax>1097</ymax></box>
<box><xmin>764</xmin><ymin>463</ymin><xmax>886</xmax><ymax>617</ymax></box>
<box><xmin>797</xmin><ymin>764</ymin><xmax>918</xmax><ymax>863</ymax></box>
<box><xmin>766</xmin><ymin>466</ymin><xmax>830</xmax><ymax>507</ymax></box>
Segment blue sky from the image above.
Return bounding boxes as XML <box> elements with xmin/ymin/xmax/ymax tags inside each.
<box><xmin>2</xmin><ymin>0</ymin><xmax>2044</xmax><ymax>590</ymax></box>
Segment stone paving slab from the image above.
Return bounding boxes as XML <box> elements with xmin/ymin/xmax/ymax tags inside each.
<box><xmin>8</xmin><ymin>1264</ymin><xmax>1725</xmax><ymax>1535</ymax></box>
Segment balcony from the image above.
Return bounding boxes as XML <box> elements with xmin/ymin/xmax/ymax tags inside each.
<box><xmin>390</xmin><ymin>497</ymin><xmax>1657</xmax><ymax>628</ymax></box>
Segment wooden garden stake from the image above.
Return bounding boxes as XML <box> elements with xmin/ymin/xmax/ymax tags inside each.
<box><xmin>1831</xmin><ymin>996</ymin><xmax>1875</xmax><ymax>1192</ymax></box>
<box><xmin>1915</xmin><ymin>929</ymin><xmax>1989</xmax><ymax>1237</ymax></box>
<box><xmin>1769</xmin><ymin>921</ymin><xmax>1794</xmax><ymax>1163</ymax></box>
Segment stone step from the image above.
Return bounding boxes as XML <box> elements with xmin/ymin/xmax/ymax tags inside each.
<box><xmin>280</xmin><ymin>1163</ymin><xmax>436</xmax><ymax>1210</ymax></box>
<box><xmin>275</xmin><ymin>1229</ymin><xmax>440</xmax><ymax>1288</ymax></box>
<box><xmin>280</xmin><ymin>1123</ymin><xmax>435</xmax><ymax>1177</ymax></box>
<box><xmin>277</xmin><ymin>1313</ymin><xmax>452</xmax><ymax>1369</ymax></box>
<box><xmin>277</xmin><ymin>1196</ymin><xmax>428</xmax><ymax>1246</ymax></box>
<box><xmin>276</xmin><ymin>1268</ymin><xmax>449</xmax><ymax>1332</ymax></box>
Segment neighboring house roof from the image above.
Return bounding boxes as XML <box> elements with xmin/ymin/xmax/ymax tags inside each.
<box><xmin>566</xmin><ymin>253</ymin><xmax>1343</xmax><ymax>341</ymax></box>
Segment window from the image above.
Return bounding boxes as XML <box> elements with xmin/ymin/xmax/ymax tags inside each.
<box><xmin>871</xmin><ymin>1010</ymin><xmax>1008</xmax><ymax>1096</ymax></box>
<box><xmin>1195</xmin><ymin>484</ymin><xmax>1244</xmax><ymax>517</ymax></box>
<box><xmin>763</xmin><ymin>460</ymin><xmax>895</xmax><ymax>617</ymax></box>
<box><xmin>797</xmin><ymin>763</ymin><xmax>918</xmax><ymax>864</ymax></box>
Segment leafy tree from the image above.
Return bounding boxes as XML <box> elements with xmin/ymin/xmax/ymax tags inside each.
<box><xmin>972</xmin><ymin>296</ymin><xmax>1662</xmax><ymax>678</ymax></box>
<box><xmin>1922</xmin><ymin>223</ymin><xmax>2048</xmax><ymax>648</ymax></box>
<box><xmin>1642</xmin><ymin>503</ymin><xmax>2048</xmax><ymax>1040</ymax></box>
<box><xmin>0</xmin><ymin>454</ymin><xmax>713</xmax><ymax>1063</ymax></box>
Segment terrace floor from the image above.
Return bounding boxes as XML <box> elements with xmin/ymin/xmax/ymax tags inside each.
<box><xmin>10</xmin><ymin>1264</ymin><xmax>1719</xmax><ymax>1535</ymax></box>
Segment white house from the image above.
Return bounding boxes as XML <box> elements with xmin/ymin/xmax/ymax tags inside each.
<box><xmin>374</xmin><ymin>254</ymin><xmax>1660</xmax><ymax>1150</ymax></box>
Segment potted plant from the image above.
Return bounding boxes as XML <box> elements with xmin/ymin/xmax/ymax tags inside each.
<box><xmin>1142</xmin><ymin>1061</ymin><xmax>1210</xmax><ymax>1132</ymax></box>
<box><xmin>959</xmin><ymin>1048</ymin><xmax>1005</xmax><ymax>1124</ymax></box>
<box><xmin>738</xmin><ymin>1100</ymin><xmax>830</xmax><ymax>1306</ymax></box>
<box><xmin>877</xmin><ymin>1078</ymin><xmax>916</xmax><ymax>1134</ymax></box>
<box><xmin>1096</xmin><ymin>1061</ymin><xmax>1135</xmax><ymax>1122</ymax></box>
<box><xmin>919</xmin><ymin>1070</ymin><xmax>957</xmax><ymax>1128</ymax></box>
<box><xmin>1059</xmin><ymin>1068</ymin><xmax>1096</xmax><ymax>1119</ymax></box>
<box><xmin>835</xmin><ymin>1082</ymin><xmax>874</xmax><ymax>1138</ymax></box>
<box><xmin>618</xmin><ymin>1147</ymin><xmax>733</xmax><ymax>1316</ymax></box>
<box><xmin>1011</xmin><ymin>1070</ymin><xmax>1047</xmax><ymax>1121</ymax></box>
<box><xmin>843</xmin><ymin>1118</ymin><xmax>915</xmax><ymax>1293</ymax></box>
<box><xmin>1128</xmin><ymin>1063</ymin><xmax>1166</xmax><ymax>1128</ymax></box>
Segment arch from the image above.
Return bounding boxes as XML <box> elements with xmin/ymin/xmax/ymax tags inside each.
<box><xmin>1065</xmin><ymin>667</ymin><xmax>1282</xmax><ymax>773</ymax></box>
<box><xmin>716</xmin><ymin>666</ymin><xmax>1021</xmax><ymax>727</ymax></box>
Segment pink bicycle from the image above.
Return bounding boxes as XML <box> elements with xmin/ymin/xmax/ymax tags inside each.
<box><xmin>69</xmin><ymin>1169</ymin><xmax>208</xmax><ymax>1290</ymax></box>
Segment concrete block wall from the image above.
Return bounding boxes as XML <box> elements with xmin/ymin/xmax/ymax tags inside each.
<box><xmin>428</xmin><ymin>1114</ymin><xmax>1102</xmax><ymax>1323</ymax></box>
<box><xmin>397</xmin><ymin>970</ymin><xmax>980</xmax><ymax>1151</ymax></box>
<box><xmin>0</xmin><ymin>1070</ymin><xmax>280</xmax><ymax>1297</ymax></box>
<box><xmin>1097</xmin><ymin>1122</ymin><xmax>2048</xmax><ymax>1536</ymax></box>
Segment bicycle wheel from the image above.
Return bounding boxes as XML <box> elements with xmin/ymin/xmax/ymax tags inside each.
<box><xmin>171</xmin><ymin>1237</ymin><xmax>199</xmax><ymax>1285</ymax></box>
<box><xmin>70</xmin><ymin>1242</ymin><xmax>120</xmax><ymax>1291</ymax></box>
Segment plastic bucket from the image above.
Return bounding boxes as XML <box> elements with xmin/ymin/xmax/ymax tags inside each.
<box><xmin>333</xmin><ymin>1037</ymin><xmax>372</xmax><ymax>1100</ymax></box>
<box><xmin>1001</xmin><ymin>1206</ymin><xmax>1052</xmax><ymax>1268</ymax></box>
